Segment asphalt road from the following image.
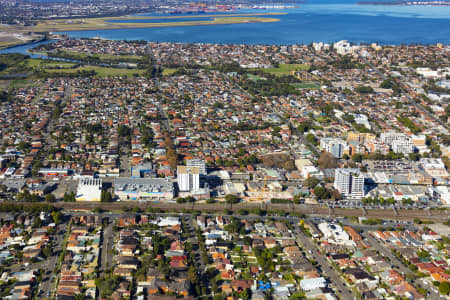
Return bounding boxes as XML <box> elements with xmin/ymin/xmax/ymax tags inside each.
<box><xmin>120</xmin><ymin>155</ymin><xmax>130</xmax><ymax>177</ymax></box>
<box><xmin>100</xmin><ymin>218</ymin><xmax>114</xmax><ymax>273</ymax></box>
<box><xmin>294</xmin><ymin>226</ymin><xmax>354</xmax><ymax>300</ymax></box>
<box><xmin>183</xmin><ymin>215</ymin><xmax>206</xmax><ymax>271</ymax></box>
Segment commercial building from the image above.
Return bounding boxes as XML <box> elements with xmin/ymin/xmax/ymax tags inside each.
<box><xmin>301</xmin><ymin>166</ymin><xmax>321</xmax><ymax>179</ymax></box>
<box><xmin>114</xmin><ymin>178</ymin><xmax>174</xmax><ymax>201</ymax></box>
<box><xmin>38</xmin><ymin>168</ymin><xmax>70</xmax><ymax>177</ymax></box>
<box><xmin>334</xmin><ymin>169</ymin><xmax>365</xmax><ymax>200</ymax></box>
<box><xmin>76</xmin><ymin>177</ymin><xmax>102</xmax><ymax>202</ymax></box>
<box><xmin>420</xmin><ymin>158</ymin><xmax>449</xmax><ymax>179</ymax></box>
<box><xmin>177</xmin><ymin>166</ymin><xmax>200</xmax><ymax>192</ymax></box>
<box><xmin>131</xmin><ymin>162</ymin><xmax>156</xmax><ymax>178</ymax></box>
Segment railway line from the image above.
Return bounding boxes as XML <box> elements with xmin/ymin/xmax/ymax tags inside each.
<box><xmin>7</xmin><ymin>201</ymin><xmax>447</xmax><ymax>221</ymax></box>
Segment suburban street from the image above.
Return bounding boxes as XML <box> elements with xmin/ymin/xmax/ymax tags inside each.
<box><xmin>364</xmin><ymin>233</ymin><xmax>444</xmax><ymax>300</ymax></box>
<box><xmin>100</xmin><ymin>218</ymin><xmax>114</xmax><ymax>273</ymax></box>
<box><xmin>5</xmin><ymin>222</ymin><xmax>66</xmax><ymax>299</ymax></box>
<box><xmin>362</xmin><ymin>57</ymin><xmax>449</xmax><ymax>131</ymax></box>
<box><xmin>294</xmin><ymin>225</ymin><xmax>355</xmax><ymax>300</ymax></box>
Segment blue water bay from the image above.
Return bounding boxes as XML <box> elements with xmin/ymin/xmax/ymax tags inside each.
<box><xmin>54</xmin><ymin>3</ymin><xmax>450</xmax><ymax>45</ymax></box>
<box><xmin>2</xmin><ymin>0</ymin><xmax>450</xmax><ymax>50</ymax></box>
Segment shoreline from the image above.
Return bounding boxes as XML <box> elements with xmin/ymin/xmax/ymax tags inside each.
<box><xmin>0</xmin><ymin>36</ymin><xmax>47</xmax><ymax>51</ymax></box>
<box><xmin>2</xmin><ymin>14</ymin><xmax>284</xmax><ymax>34</ymax></box>
<box><xmin>0</xmin><ymin>36</ymin><xmax>448</xmax><ymax>54</ymax></box>
<box><xmin>357</xmin><ymin>1</ymin><xmax>450</xmax><ymax>5</ymax></box>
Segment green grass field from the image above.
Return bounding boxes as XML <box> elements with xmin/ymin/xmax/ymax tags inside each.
<box><xmin>162</xmin><ymin>68</ymin><xmax>178</xmax><ymax>76</ymax></box>
<box><xmin>0</xmin><ymin>40</ymin><xmax>23</xmax><ymax>49</ymax></box>
<box><xmin>1</xmin><ymin>54</ymin><xmax>145</xmax><ymax>78</ymax></box>
<box><xmin>0</xmin><ymin>79</ymin><xmax>36</xmax><ymax>89</ymax></box>
<box><xmin>43</xmin><ymin>66</ymin><xmax>145</xmax><ymax>77</ymax></box>
<box><xmin>25</xmin><ymin>58</ymin><xmax>78</xmax><ymax>69</ymax></box>
<box><xmin>258</xmin><ymin>64</ymin><xmax>310</xmax><ymax>76</ymax></box>
<box><xmin>247</xmin><ymin>74</ymin><xmax>266</xmax><ymax>81</ymax></box>
<box><xmin>291</xmin><ymin>82</ymin><xmax>320</xmax><ymax>89</ymax></box>
<box><xmin>49</xmin><ymin>51</ymin><xmax>143</xmax><ymax>62</ymax></box>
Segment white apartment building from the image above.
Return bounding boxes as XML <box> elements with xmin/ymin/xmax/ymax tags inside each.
<box><xmin>177</xmin><ymin>166</ymin><xmax>200</xmax><ymax>192</ymax></box>
<box><xmin>320</xmin><ymin>138</ymin><xmax>347</xmax><ymax>158</ymax></box>
<box><xmin>380</xmin><ymin>131</ymin><xmax>414</xmax><ymax>154</ymax></box>
<box><xmin>391</xmin><ymin>139</ymin><xmax>414</xmax><ymax>154</ymax></box>
<box><xmin>334</xmin><ymin>169</ymin><xmax>365</xmax><ymax>200</ymax></box>
<box><xmin>186</xmin><ymin>159</ymin><xmax>207</xmax><ymax>175</ymax></box>
<box><xmin>333</xmin><ymin>40</ymin><xmax>359</xmax><ymax>55</ymax></box>
<box><xmin>318</xmin><ymin>222</ymin><xmax>354</xmax><ymax>247</ymax></box>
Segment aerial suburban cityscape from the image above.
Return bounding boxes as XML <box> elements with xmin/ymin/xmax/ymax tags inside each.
<box><xmin>0</xmin><ymin>0</ymin><xmax>450</xmax><ymax>299</ymax></box>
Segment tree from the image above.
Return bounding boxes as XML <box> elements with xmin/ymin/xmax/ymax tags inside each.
<box><xmin>321</xmin><ymin>104</ymin><xmax>334</xmax><ymax>116</ymax></box>
<box><xmin>417</xmin><ymin>249</ymin><xmax>430</xmax><ymax>258</ymax></box>
<box><xmin>439</xmin><ymin>282</ymin><xmax>450</xmax><ymax>295</ymax></box>
<box><xmin>117</xmin><ymin>125</ymin><xmax>131</xmax><ymax>137</ymax></box>
<box><xmin>95</xmin><ymin>275</ymin><xmax>121</xmax><ymax>298</ymax></box>
<box><xmin>262</xmin><ymin>153</ymin><xmax>295</xmax><ymax>171</ymax></box>
<box><xmin>305</xmin><ymin>133</ymin><xmax>316</xmax><ymax>145</ymax></box>
<box><xmin>380</xmin><ymin>78</ymin><xmax>395</xmax><ymax>89</ymax></box>
<box><xmin>63</xmin><ymin>191</ymin><xmax>75</xmax><ymax>202</ymax></box>
<box><xmin>213</xmin><ymin>102</ymin><xmax>224</xmax><ymax>109</ymax></box>
<box><xmin>188</xmin><ymin>266</ymin><xmax>199</xmax><ymax>284</ymax></box>
<box><xmin>355</xmin><ymin>85</ymin><xmax>374</xmax><ymax>94</ymax></box>
<box><xmin>75</xmin><ymin>293</ymin><xmax>86</xmax><ymax>300</ymax></box>
<box><xmin>51</xmin><ymin>211</ymin><xmax>62</xmax><ymax>224</ymax></box>
<box><xmin>240</xmin><ymin>288</ymin><xmax>251</xmax><ymax>300</ymax></box>
<box><xmin>397</xmin><ymin>116</ymin><xmax>421</xmax><ymax>134</ymax></box>
<box><xmin>342</xmin><ymin>113</ymin><xmax>355</xmax><ymax>123</ymax></box>
<box><xmin>297</xmin><ymin>122</ymin><xmax>312</xmax><ymax>134</ymax></box>
<box><xmin>318</xmin><ymin>151</ymin><xmax>338</xmax><ymax>169</ymax></box>
<box><xmin>408</xmin><ymin>152</ymin><xmax>421</xmax><ymax>161</ymax></box>
<box><xmin>101</xmin><ymin>190</ymin><xmax>113</xmax><ymax>202</ymax></box>
<box><xmin>225</xmin><ymin>194</ymin><xmax>240</xmax><ymax>204</ymax></box>
<box><xmin>42</xmin><ymin>246</ymin><xmax>52</xmax><ymax>258</ymax></box>
<box><xmin>206</xmin><ymin>198</ymin><xmax>216</xmax><ymax>204</ymax></box>
<box><xmin>157</xmin><ymin>258</ymin><xmax>170</xmax><ymax>280</ymax></box>
<box><xmin>176</xmin><ymin>197</ymin><xmax>187</xmax><ymax>204</ymax></box>
<box><xmin>45</xmin><ymin>193</ymin><xmax>56</xmax><ymax>203</ymax></box>
<box><xmin>313</xmin><ymin>186</ymin><xmax>331</xmax><ymax>200</ymax></box>
<box><xmin>351</xmin><ymin>153</ymin><xmax>364</xmax><ymax>163</ymax></box>
<box><xmin>305</xmin><ymin>177</ymin><xmax>320</xmax><ymax>189</ymax></box>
